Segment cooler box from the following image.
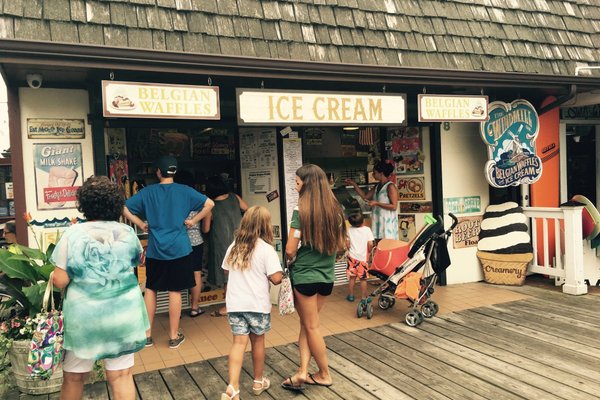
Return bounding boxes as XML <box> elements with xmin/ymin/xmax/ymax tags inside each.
<box><xmin>371</xmin><ymin>239</ymin><xmax>410</xmax><ymax>277</ymax></box>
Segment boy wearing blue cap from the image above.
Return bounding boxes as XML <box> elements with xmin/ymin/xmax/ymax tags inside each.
<box><xmin>124</xmin><ymin>155</ymin><xmax>214</xmax><ymax>348</ymax></box>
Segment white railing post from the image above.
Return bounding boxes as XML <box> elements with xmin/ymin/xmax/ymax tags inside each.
<box><xmin>561</xmin><ymin>205</ymin><xmax>588</xmax><ymax>295</ymax></box>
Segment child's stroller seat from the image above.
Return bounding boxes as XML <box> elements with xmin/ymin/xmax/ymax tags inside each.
<box><xmin>366</xmin><ymin>214</ymin><xmax>459</xmax><ymax>327</ymax></box>
<box><xmin>370</xmin><ymin>239</ymin><xmax>410</xmax><ymax>278</ymax></box>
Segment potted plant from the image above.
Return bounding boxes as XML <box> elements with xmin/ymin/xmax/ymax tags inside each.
<box><xmin>0</xmin><ymin>212</ymin><xmax>63</xmax><ymax>395</ymax></box>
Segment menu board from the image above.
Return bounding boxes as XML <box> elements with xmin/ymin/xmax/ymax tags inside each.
<box><xmin>283</xmin><ymin>138</ymin><xmax>303</xmax><ymax>225</ymax></box>
<box><xmin>240</xmin><ymin>129</ymin><xmax>277</xmax><ymax>169</ymax></box>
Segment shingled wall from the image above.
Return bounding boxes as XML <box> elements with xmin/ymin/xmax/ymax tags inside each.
<box><xmin>0</xmin><ymin>0</ymin><xmax>599</xmax><ymax>77</ymax></box>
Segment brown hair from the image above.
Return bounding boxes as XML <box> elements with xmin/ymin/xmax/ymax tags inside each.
<box><xmin>77</xmin><ymin>176</ymin><xmax>124</xmax><ymax>221</ymax></box>
<box><xmin>296</xmin><ymin>164</ymin><xmax>347</xmax><ymax>255</ymax></box>
<box><xmin>225</xmin><ymin>206</ymin><xmax>273</xmax><ymax>271</ymax></box>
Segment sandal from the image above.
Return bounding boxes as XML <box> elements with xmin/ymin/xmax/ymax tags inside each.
<box><xmin>189</xmin><ymin>307</ymin><xmax>205</xmax><ymax>318</ymax></box>
<box><xmin>221</xmin><ymin>384</ymin><xmax>240</xmax><ymax>400</ymax></box>
<box><xmin>281</xmin><ymin>376</ymin><xmax>305</xmax><ymax>391</ymax></box>
<box><xmin>210</xmin><ymin>309</ymin><xmax>227</xmax><ymax>317</ymax></box>
<box><xmin>253</xmin><ymin>376</ymin><xmax>270</xmax><ymax>396</ymax></box>
<box><xmin>306</xmin><ymin>373</ymin><xmax>333</xmax><ymax>387</ymax></box>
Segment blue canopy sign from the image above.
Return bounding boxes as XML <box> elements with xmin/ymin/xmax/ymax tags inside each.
<box><xmin>480</xmin><ymin>99</ymin><xmax>542</xmax><ymax>188</ymax></box>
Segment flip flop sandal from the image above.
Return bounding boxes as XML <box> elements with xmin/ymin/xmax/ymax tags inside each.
<box><xmin>210</xmin><ymin>310</ymin><xmax>227</xmax><ymax>317</ymax></box>
<box><xmin>306</xmin><ymin>373</ymin><xmax>333</xmax><ymax>387</ymax></box>
<box><xmin>281</xmin><ymin>376</ymin><xmax>305</xmax><ymax>391</ymax></box>
<box><xmin>189</xmin><ymin>308</ymin><xmax>205</xmax><ymax>318</ymax></box>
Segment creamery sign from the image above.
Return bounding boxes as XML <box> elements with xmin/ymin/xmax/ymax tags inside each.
<box><xmin>102</xmin><ymin>81</ymin><xmax>220</xmax><ymax>119</ymax></box>
<box><xmin>237</xmin><ymin>89</ymin><xmax>406</xmax><ymax>126</ymax></box>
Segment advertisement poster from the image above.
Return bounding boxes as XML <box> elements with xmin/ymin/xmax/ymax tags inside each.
<box><xmin>453</xmin><ymin>215</ymin><xmax>483</xmax><ymax>249</ymax></box>
<box><xmin>106</xmin><ymin>128</ymin><xmax>127</xmax><ymax>156</ymax></box>
<box><xmin>480</xmin><ymin>99</ymin><xmax>542</xmax><ymax>187</ymax></box>
<box><xmin>400</xmin><ymin>201</ymin><xmax>433</xmax><ymax>213</ymax></box>
<box><xmin>397</xmin><ymin>176</ymin><xmax>425</xmax><ymax>200</ymax></box>
<box><xmin>444</xmin><ymin>196</ymin><xmax>481</xmax><ymax>214</ymax></box>
<box><xmin>34</xmin><ymin>143</ymin><xmax>83</xmax><ymax>210</ymax></box>
<box><xmin>388</xmin><ymin>127</ymin><xmax>424</xmax><ymax>175</ymax></box>
<box><xmin>399</xmin><ymin>214</ymin><xmax>416</xmax><ymax>242</ymax></box>
<box><xmin>109</xmin><ymin>156</ymin><xmax>130</xmax><ymax>199</ymax></box>
<box><xmin>27</xmin><ymin>118</ymin><xmax>85</xmax><ymax>139</ymax></box>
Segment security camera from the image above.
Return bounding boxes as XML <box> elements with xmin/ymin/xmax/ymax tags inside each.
<box><xmin>26</xmin><ymin>73</ymin><xmax>43</xmax><ymax>89</ymax></box>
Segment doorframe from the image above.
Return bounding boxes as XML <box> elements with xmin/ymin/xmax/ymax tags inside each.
<box><xmin>560</xmin><ymin>120</ymin><xmax>600</xmax><ymax>205</ymax></box>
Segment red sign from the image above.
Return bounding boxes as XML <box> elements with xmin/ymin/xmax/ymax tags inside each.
<box><xmin>43</xmin><ymin>186</ymin><xmax>79</xmax><ymax>203</ymax></box>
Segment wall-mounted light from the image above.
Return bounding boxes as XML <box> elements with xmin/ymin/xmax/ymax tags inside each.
<box><xmin>343</xmin><ymin>126</ymin><xmax>359</xmax><ymax>131</ymax></box>
<box><xmin>201</xmin><ymin>127</ymin><xmax>213</xmax><ymax>133</ymax></box>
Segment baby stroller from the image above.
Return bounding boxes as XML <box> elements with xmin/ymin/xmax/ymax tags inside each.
<box><xmin>365</xmin><ymin>213</ymin><xmax>458</xmax><ymax>327</ymax></box>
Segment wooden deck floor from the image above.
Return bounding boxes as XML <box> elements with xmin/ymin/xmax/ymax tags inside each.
<box><xmin>10</xmin><ymin>285</ymin><xmax>600</xmax><ymax>399</ymax></box>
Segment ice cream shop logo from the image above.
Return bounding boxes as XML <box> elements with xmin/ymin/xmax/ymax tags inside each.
<box><xmin>480</xmin><ymin>99</ymin><xmax>542</xmax><ymax>188</ymax></box>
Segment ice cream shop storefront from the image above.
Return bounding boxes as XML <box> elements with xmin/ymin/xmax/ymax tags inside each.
<box><xmin>3</xmin><ymin>44</ymin><xmax>596</xmax><ymax>300</ymax></box>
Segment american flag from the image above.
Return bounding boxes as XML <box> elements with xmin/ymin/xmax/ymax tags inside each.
<box><xmin>359</xmin><ymin>127</ymin><xmax>374</xmax><ymax>145</ymax></box>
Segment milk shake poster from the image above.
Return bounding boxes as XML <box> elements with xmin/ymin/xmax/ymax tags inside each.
<box><xmin>34</xmin><ymin>143</ymin><xmax>83</xmax><ymax>210</ymax></box>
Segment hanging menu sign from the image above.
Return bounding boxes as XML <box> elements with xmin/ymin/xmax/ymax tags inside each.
<box><xmin>283</xmin><ymin>138</ymin><xmax>303</xmax><ymax>226</ymax></box>
<box><xmin>237</xmin><ymin>89</ymin><xmax>406</xmax><ymax>126</ymax></box>
<box><xmin>102</xmin><ymin>80</ymin><xmax>220</xmax><ymax>119</ymax></box>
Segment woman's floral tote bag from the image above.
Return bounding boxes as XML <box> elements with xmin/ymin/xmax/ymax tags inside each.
<box><xmin>278</xmin><ymin>268</ymin><xmax>295</xmax><ymax>316</ymax></box>
<box><xmin>28</xmin><ymin>274</ymin><xmax>64</xmax><ymax>379</ymax></box>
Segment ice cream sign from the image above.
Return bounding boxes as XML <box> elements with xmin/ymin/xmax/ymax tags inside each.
<box><xmin>102</xmin><ymin>81</ymin><xmax>220</xmax><ymax>120</ymax></box>
<box><xmin>236</xmin><ymin>89</ymin><xmax>406</xmax><ymax>126</ymax></box>
<box><xmin>480</xmin><ymin>99</ymin><xmax>542</xmax><ymax>188</ymax></box>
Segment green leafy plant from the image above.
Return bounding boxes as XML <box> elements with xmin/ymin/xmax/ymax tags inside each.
<box><xmin>0</xmin><ymin>213</ymin><xmax>58</xmax><ymax>318</ymax></box>
<box><xmin>0</xmin><ymin>213</ymin><xmax>62</xmax><ymax>392</ymax></box>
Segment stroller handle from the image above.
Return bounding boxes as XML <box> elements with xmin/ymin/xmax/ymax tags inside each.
<box><xmin>447</xmin><ymin>213</ymin><xmax>459</xmax><ymax>232</ymax></box>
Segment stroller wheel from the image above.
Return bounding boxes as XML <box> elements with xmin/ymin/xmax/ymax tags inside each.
<box><xmin>356</xmin><ymin>303</ymin><xmax>364</xmax><ymax>318</ymax></box>
<box><xmin>366</xmin><ymin>303</ymin><xmax>374</xmax><ymax>319</ymax></box>
<box><xmin>428</xmin><ymin>300</ymin><xmax>439</xmax><ymax>316</ymax></box>
<box><xmin>377</xmin><ymin>295</ymin><xmax>395</xmax><ymax>310</ymax></box>
<box><xmin>421</xmin><ymin>302</ymin><xmax>435</xmax><ymax>318</ymax></box>
<box><xmin>405</xmin><ymin>310</ymin><xmax>424</xmax><ymax>327</ymax></box>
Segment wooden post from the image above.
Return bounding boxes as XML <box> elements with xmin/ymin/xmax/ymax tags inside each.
<box><xmin>561</xmin><ymin>204</ymin><xmax>587</xmax><ymax>295</ymax></box>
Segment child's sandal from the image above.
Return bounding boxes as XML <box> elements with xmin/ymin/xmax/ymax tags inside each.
<box><xmin>253</xmin><ymin>377</ymin><xmax>270</xmax><ymax>396</ymax></box>
<box><xmin>221</xmin><ymin>384</ymin><xmax>240</xmax><ymax>400</ymax></box>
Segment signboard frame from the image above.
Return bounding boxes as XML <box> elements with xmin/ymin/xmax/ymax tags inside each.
<box><xmin>236</xmin><ymin>88</ymin><xmax>407</xmax><ymax>126</ymax></box>
<box><xmin>102</xmin><ymin>80</ymin><xmax>220</xmax><ymax>120</ymax></box>
<box><xmin>33</xmin><ymin>143</ymin><xmax>84</xmax><ymax>210</ymax></box>
<box><xmin>418</xmin><ymin>94</ymin><xmax>489</xmax><ymax>122</ymax></box>
<box><xmin>27</xmin><ymin>118</ymin><xmax>86</xmax><ymax>139</ymax></box>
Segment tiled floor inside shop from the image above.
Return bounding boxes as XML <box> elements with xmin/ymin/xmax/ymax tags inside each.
<box><xmin>132</xmin><ymin>281</ymin><xmax>530</xmax><ymax>375</ymax></box>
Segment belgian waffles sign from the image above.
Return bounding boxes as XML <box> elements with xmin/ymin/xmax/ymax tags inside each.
<box><xmin>102</xmin><ymin>81</ymin><xmax>220</xmax><ymax>119</ymax></box>
<box><xmin>480</xmin><ymin>99</ymin><xmax>542</xmax><ymax>188</ymax></box>
<box><xmin>237</xmin><ymin>89</ymin><xmax>406</xmax><ymax>126</ymax></box>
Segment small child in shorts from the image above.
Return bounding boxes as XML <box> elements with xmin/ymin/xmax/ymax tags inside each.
<box><xmin>220</xmin><ymin>206</ymin><xmax>283</xmax><ymax>400</ymax></box>
<box><xmin>346</xmin><ymin>213</ymin><xmax>375</xmax><ymax>304</ymax></box>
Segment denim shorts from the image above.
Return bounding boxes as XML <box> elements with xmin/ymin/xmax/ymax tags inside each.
<box><xmin>227</xmin><ymin>312</ymin><xmax>271</xmax><ymax>336</ymax></box>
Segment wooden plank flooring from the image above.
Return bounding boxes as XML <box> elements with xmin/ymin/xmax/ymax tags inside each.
<box><xmin>8</xmin><ymin>285</ymin><xmax>600</xmax><ymax>399</ymax></box>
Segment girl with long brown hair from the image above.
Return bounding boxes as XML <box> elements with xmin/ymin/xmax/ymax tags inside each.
<box><xmin>282</xmin><ymin>164</ymin><xmax>347</xmax><ymax>391</ymax></box>
<box><xmin>220</xmin><ymin>206</ymin><xmax>283</xmax><ymax>400</ymax></box>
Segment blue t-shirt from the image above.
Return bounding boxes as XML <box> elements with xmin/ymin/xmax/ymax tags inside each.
<box><xmin>125</xmin><ymin>183</ymin><xmax>207</xmax><ymax>260</ymax></box>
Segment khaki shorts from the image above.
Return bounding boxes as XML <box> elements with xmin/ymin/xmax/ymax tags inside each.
<box><xmin>62</xmin><ymin>350</ymin><xmax>134</xmax><ymax>373</ymax></box>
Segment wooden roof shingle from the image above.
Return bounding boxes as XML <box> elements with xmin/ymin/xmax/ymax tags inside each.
<box><xmin>1</xmin><ymin>0</ymin><xmax>599</xmax><ymax>77</ymax></box>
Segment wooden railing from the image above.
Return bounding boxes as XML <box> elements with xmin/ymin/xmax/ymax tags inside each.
<box><xmin>523</xmin><ymin>205</ymin><xmax>587</xmax><ymax>295</ymax></box>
